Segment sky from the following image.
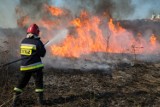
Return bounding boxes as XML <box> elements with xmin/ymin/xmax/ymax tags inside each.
<box><xmin>0</xmin><ymin>0</ymin><xmax>160</xmax><ymax>28</ymax></box>
<box><xmin>130</xmin><ymin>0</ymin><xmax>160</xmax><ymax>19</ymax></box>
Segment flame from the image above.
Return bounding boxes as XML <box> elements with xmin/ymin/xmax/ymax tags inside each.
<box><xmin>51</xmin><ymin>12</ymin><xmax>137</xmax><ymax>57</ymax></box>
<box><xmin>16</xmin><ymin>4</ymin><xmax>160</xmax><ymax>58</ymax></box>
<box><xmin>150</xmin><ymin>34</ymin><xmax>156</xmax><ymax>46</ymax></box>
<box><xmin>51</xmin><ymin>12</ymin><xmax>108</xmax><ymax>57</ymax></box>
<box><xmin>17</xmin><ymin>16</ymin><xmax>31</xmax><ymax>27</ymax></box>
<box><xmin>71</xmin><ymin>18</ymin><xmax>82</xmax><ymax>27</ymax></box>
<box><xmin>51</xmin><ymin>11</ymin><xmax>160</xmax><ymax>57</ymax></box>
<box><xmin>44</xmin><ymin>4</ymin><xmax>63</xmax><ymax>16</ymax></box>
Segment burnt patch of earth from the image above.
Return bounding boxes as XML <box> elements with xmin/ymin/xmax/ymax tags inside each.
<box><xmin>0</xmin><ymin>62</ymin><xmax>160</xmax><ymax>107</ymax></box>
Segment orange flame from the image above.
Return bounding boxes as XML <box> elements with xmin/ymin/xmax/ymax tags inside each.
<box><xmin>51</xmin><ymin>11</ymin><xmax>138</xmax><ymax>57</ymax></box>
<box><xmin>71</xmin><ymin>18</ymin><xmax>82</xmax><ymax>27</ymax></box>
<box><xmin>51</xmin><ymin>11</ymin><xmax>160</xmax><ymax>57</ymax></box>
<box><xmin>17</xmin><ymin>16</ymin><xmax>31</xmax><ymax>27</ymax></box>
<box><xmin>150</xmin><ymin>34</ymin><xmax>156</xmax><ymax>46</ymax></box>
<box><xmin>44</xmin><ymin>4</ymin><xmax>63</xmax><ymax>16</ymax></box>
<box><xmin>16</xmin><ymin>5</ymin><xmax>160</xmax><ymax>57</ymax></box>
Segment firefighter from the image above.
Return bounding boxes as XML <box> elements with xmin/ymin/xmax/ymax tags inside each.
<box><xmin>13</xmin><ymin>24</ymin><xmax>46</xmax><ymax>106</ymax></box>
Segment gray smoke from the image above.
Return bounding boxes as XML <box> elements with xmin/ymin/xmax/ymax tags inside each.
<box><xmin>52</xmin><ymin>0</ymin><xmax>135</xmax><ymax>19</ymax></box>
<box><xmin>0</xmin><ymin>0</ymin><xmax>160</xmax><ymax>28</ymax></box>
<box><xmin>93</xmin><ymin>0</ymin><xmax>135</xmax><ymax>19</ymax></box>
<box><xmin>16</xmin><ymin>0</ymin><xmax>160</xmax><ymax>21</ymax></box>
<box><xmin>53</xmin><ymin>0</ymin><xmax>160</xmax><ymax>19</ymax></box>
<box><xmin>112</xmin><ymin>0</ymin><xmax>135</xmax><ymax>19</ymax></box>
<box><xmin>0</xmin><ymin>0</ymin><xmax>19</xmax><ymax>28</ymax></box>
<box><xmin>16</xmin><ymin>0</ymin><xmax>51</xmax><ymax>27</ymax></box>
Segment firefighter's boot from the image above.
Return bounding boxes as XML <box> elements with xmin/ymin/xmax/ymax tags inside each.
<box><xmin>37</xmin><ymin>92</ymin><xmax>44</xmax><ymax>105</ymax></box>
<box><xmin>12</xmin><ymin>93</ymin><xmax>20</xmax><ymax>107</ymax></box>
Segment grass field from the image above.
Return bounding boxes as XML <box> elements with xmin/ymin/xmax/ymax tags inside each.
<box><xmin>0</xmin><ymin>62</ymin><xmax>160</xmax><ymax>107</ymax></box>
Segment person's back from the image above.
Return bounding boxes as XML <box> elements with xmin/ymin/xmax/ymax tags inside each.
<box><xmin>13</xmin><ymin>24</ymin><xmax>46</xmax><ymax>106</ymax></box>
<box><xmin>20</xmin><ymin>34</ymin><xmax>46</xmax><ymax>71</ymax></box>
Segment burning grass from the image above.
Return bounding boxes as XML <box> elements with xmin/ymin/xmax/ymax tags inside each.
<box><xmin>16</xmin><ymin>4</ymin><xmax>160</xmax><ymax>58</ymax></box>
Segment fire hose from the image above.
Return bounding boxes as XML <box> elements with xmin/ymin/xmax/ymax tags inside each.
<box><xmin>1</xmin><ymin>40</ymin><xmax>49</xmax><ymax>68</ymax></box>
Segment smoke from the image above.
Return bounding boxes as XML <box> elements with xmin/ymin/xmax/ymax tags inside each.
<box><xmin>15</xmin><ymin>0</ymin><xmax>160</xmax><ymax>21</ymax></box>
<box><xmin>53</xmin><ymin>0</ymin><xmax>160</xmax><ymax>20</ymax></box>
<box><xmin>0</xmin><ymin>0</ymin><xmax>19</xmax><ymax>28</ymax></box>
<box><xmin>16</xmin><ymin>0</ymin><xmax>51</xmax><ymax>27</ymax></box>
<box><xmin>112</xmin><ymin>0</ymin><xmax>135</xmax><ymax>19</ymax></box>
<box><xmin>52</xmin><ymin>0</ymin><xmax>134</xmax><ymax>19</ymax></box>
<box><xmin>0</xmin><ymin>0</ymin><xmax>160</xmax><ymax>28</ymax></box>
<box><xmin>45</xmin><ymin>29</ymin><xmax>68</xmax><ymax>46</ymax></box>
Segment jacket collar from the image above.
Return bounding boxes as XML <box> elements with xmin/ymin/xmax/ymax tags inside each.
<box><xmin>26</xmin><ymin>33</ymin><xmax>40</xmax><ymax>39</ymax></box>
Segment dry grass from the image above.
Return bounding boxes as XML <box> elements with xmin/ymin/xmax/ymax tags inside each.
<box><xmin>0</xmin><ymin>40</ymin><xmax>13</xmax><ymax>107</ymax></box>
<box><xmin>0</xmin><ymin>49</ymin><xmax>160</xmax><ymax>107</ymax></box>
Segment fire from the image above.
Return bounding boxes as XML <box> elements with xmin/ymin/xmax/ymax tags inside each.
<box><xmin>44</xmin><ymin>4</ymin><xmax>64</xmax><ymax>16</ymax></box>
<box><xmin>51</xmin><ymin>12</ymin><xmax>108</xmax><ymax>57</ymax></box>
<box><xmin>16</xmin><ymin>4</ymin><xmax>160</xmax><ymax>58</ymax></box>
<box><xmin>150</xmin><ymin>34</ymin><xmax>157</xmax><ymax>46</ymax></box>
<box><xmin>51</xmin><ymin>11</ymin><xmax>160</xmax><ymax>57</ymax></box>
<box><xmin>17</xmin><ymin>16</ymin><xmax>30</xmax><ymax>27</ymax></box>
<box><xmin>71</xmin><ymin>18</ymin><xmax>82</xmax><ymax>27</ymax></box>
<box><xmin>51</xmin><ymin>12</ymin><xmax>137</xmax><ymax>57</ymax></box>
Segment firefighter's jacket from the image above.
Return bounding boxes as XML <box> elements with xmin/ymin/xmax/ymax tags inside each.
<box><xmin>20</xmin><ymin>36</ymin><xmax>46</xmax><ymax>71</ymax></box>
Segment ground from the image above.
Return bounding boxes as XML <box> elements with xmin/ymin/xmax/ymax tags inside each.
<box><xmin>0</xmin><ymin>62</ymin><xmax>160</xmax><ymax>107</ymax></box>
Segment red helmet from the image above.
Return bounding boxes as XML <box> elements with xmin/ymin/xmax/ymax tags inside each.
<box><xmin>27</xmin><ymin>24</ymin><xmax>40</xmax><ymax>36</ymax></box>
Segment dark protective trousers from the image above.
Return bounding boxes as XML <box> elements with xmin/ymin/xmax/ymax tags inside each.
<box><xmin>14</xmin><ymin>69</ymin><xmax>43</xmax><ymax>93</ymax></box>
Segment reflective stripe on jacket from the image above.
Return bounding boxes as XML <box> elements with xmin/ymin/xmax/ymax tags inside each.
<box><xmin>20</xmin><ymin>44</ymin><xmax>37</xmax><ymax>56</ymax></box>
<box><xmin>21</xmin><ymin>44</ymin><xmax>37</xmax><ymax>50</ymax></box>
<box><xmin>20</xmin><ymin>62</ymin><xmax>44</xmax><ymax>71</ymax></box>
